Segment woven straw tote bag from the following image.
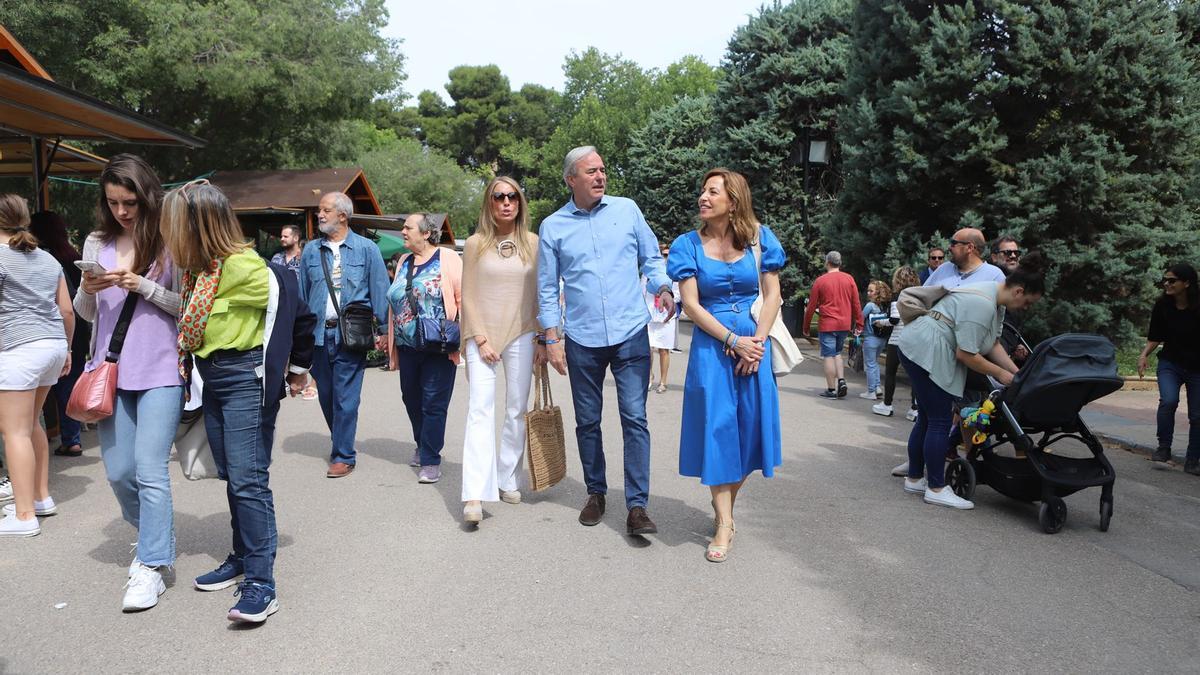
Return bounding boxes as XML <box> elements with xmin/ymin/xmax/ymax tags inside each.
<box><xmin>525</xmin><ymin>363</ymin><xmax>567</xmax><ymax>491</ymax></box>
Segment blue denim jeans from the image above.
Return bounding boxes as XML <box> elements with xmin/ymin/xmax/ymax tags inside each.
<box><xmin>196</xmin><ymin>348</ymin><xmax>280</xmax><ymax>588</ymax></box>
<box><xmin>50</xmin><ymin>356</ymin><xmax>84</xmax><ymax>448</ymax></box>
<box><xmin>564</xmin><ymin>328</ymin><xmax>652</xmax><ymax>509</ymax></box>
<box><xmin>864</xmin><ymin>335</ymin><xmax>886</xmax><ymax>393</ymax></box>
<box><xmin>395</xmin><ymin>345</ymin><xmax>457</xmax><ymax>466</ymax></box>
<box><xmin>899</xmin><ymin>350</ymin><xmax>954</xmax><ymax>489</ymax></box>
<box><xmin>98</xmin><ymin>385</ymin><xmax>183</xmax><ymax>567</ymax></box>
<box><xmin>1157</xmin><ymin>356</ymin><xmax>1200</xmax><ymax>463</ymax></box>
<box><xmin>310</xmin><ymin>326</ymin><xmax>367</xmax><ymax>465</ymax></box>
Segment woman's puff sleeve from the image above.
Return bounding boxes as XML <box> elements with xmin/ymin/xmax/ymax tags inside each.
<box><xmin>667</xmin><ymin>233</ymin><xmax>697</xmax><ymax>282</ymax></box>
<box><xmin>759</xmin><ymin>225</ymin><xmax>786</xmax><ymax>272</ymax></box>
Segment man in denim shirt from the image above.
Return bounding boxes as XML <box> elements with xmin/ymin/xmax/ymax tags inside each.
<box><xmin>537</xmin><ymin>146</ymin><xmax>675</xmax><ymax>536</ymax></box>
<box><xmin>298</xmin><ymin>192</ymin><xmax>390</xmax><ymax>478</ymax></box>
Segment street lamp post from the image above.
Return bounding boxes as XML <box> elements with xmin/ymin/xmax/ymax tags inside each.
<box><xmin>797</xmin><ymin>128</ymin><xmax>831</xmax><ymax>235</ymax></box>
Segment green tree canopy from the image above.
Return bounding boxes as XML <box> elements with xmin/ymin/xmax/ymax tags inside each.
<box><xmin>712</xmin><ymin>0</ymin><xmax>853</xmax><ymax>302</ymax></box>
<box><xmin>835</xmin><ymin>0</ymin><xmax>1200</xmax><ymax>341</ymax></box>
<box><xmin>353</xmin><ymin>124</ymin><xmax>483</xmax><ymax>239</ymax></box>
<box><xmin>626</xmin><ymin>96</ymin><xmax>716</xmax><ymax>242</ymax></box>
<box><xmin>1</xmin><ymin>0</ymin><xmax>404</xmax><ymax>179</ymax></box>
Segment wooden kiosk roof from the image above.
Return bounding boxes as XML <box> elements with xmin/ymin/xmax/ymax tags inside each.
<box><xmin>0</xmin><ymin>138</ymin><xmax>106</xmax><ymax>176</ymax></box>
<box><xmin>210</xmin><ymin>167</ymin><xmax>383</xmax><ymax>217</ymax></box>
<box><xmin>0</xmin><ymin>24</ymin><xmax>203</xmax><ymax>208</ymax></box>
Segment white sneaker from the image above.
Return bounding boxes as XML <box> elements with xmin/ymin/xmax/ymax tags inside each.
<box><xmin>3</xmin><ymin>496</ymin><xmax>57</xmax><ymax>516</ymax></box>
<box><xmin>903</xmin><ymin>476</ymin><xmax>928</xmax><ymax>493</ymax></box>
<box><xmin>891</xmin><ymin>461</ymin><xmax>909</xmax><ymax>476</ymax></box>
<box><xmin>873</xmin><ymin>402</ymin><xmax>894</xmax><ymax>417</ymax></box>
<box><xmin>906</xmin><ymin>409</ymin><xmax>919</xmax><ymax>422</ymax></box>
<box><xmin>0</xmin><ymin>477</ymin><xmax>12</xmax><ymax>504</ymax></box>
<box><xmin>858</xmin><ymin>391</ymin><xmax>878</xmax><ymax>400</ymax></box>
<box><xmin>0</xmin><ymin>512</ymin><xmax>40</xmax><ymax>537</ymax></box>
<box><xmin>499</xmin><ymin>489</ymin><xmax>522</xmax><ymax>505</ymax></box>
<box><xmin>924</xmin><ymin>487</ymin><xmax>974</xmax><ymax>510</ymax></box>
<box><xmin>876</xmin><ymin>386</ymin><xmax>884</xmax><ymax>397</ymax></box>
<box><xmin>122</xmin><ymin>562</ymin><xmax>166</xmax><ymax>612</ymax></box>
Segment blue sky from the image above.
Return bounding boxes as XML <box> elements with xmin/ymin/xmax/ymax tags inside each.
<box><xmin>383</xmin><ymin>0</ymin><xmax>768</xmax><ymax>101</ymax></box>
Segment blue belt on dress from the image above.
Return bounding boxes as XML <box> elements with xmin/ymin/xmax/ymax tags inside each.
<box><xmin>701</xmin><ymin>300</ymin><xmax>750</xmax><ymax>314</ymax></box>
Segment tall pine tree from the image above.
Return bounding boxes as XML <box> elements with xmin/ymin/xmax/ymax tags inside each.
<box><xmin>712</xmin><ymin>0</ymin><xmax>853</xmax><ymax>303</ymax></box>
<box><xmin>836</xmin><ymin>0</ymin><xmax>1200</xmax><ymax>341</ymax></box>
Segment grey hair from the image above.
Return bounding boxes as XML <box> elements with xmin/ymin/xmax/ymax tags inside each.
<box><xmin>825</xmin><ymin>250</ymin><xmax>842</xmax><ymax>267</ymax></box>
<box><xmin>563</xmin><ymin>145</ymin><xmax>598</xmax><ymax>182</ymax></box>
<box><xmin>409</xmin><ymin>212</ymin><xmax>440</xmax><ymax>244</ymax></box>
<box><xmin>325</xmin><ymin>192</ymin><xmax>354</xmax><ymax>222</ymax></box>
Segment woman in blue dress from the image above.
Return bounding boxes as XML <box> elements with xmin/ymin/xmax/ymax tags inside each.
<box><xmin>668</xmin><ymin>168</ymin><xmax>784</xmax><ymax>563</ymax></box>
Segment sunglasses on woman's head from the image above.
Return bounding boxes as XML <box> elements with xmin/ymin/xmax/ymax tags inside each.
<box><xmin>492</xmin><ymin>191</ymin><xmax>519</xmax><ymax>202</ymax></box>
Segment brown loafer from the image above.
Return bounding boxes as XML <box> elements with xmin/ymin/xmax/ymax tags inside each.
<box><xmin>626</xmin><ymin>506</ymin><xmax>658</xmax><ymax>535</ymax></box>
<box><xmin>326</xmin><ymin>462</ymin><xmax>354</xmax><ymax>478</ymax></box>
<box><xmin>578</xmin><ymin>494</ymin><xmax>605</xmax><ymax>526</ymax></box>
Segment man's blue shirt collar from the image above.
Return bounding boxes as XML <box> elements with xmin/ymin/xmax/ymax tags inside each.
<box><xmin>567</xmin><ymin>195</ymin><xmax>611</xmax><ymax>216</ymax></box>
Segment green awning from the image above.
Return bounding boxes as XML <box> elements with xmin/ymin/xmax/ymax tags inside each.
<box><xmin>375</xmin><ymin>231</ymin><xmax>409</xmax><ymax>259</ymax></box>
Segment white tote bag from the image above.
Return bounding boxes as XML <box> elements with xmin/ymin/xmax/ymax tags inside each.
<box><xmin>750</xmin><ymin>231</ymin><xmax>804</xmax><ymax>376</ymax></box>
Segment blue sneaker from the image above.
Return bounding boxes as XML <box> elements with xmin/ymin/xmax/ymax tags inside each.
<box><xmin>228</xmin><ymin>581</ymin><xmax>279</xmax><ymax>623</ymax></box>
<box><xmin>194</xmin><ymin>553</ymin><xmax>244</xmax><ymax>591</ymax></box>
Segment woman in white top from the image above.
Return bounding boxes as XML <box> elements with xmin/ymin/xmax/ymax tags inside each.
<box><xmin>0</xmin><ymin>194</ymin><xmax>74</xmax><ymax>538</ymax></box>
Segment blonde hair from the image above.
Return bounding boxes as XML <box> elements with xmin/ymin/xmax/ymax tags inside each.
<box><xmin>699</xmin><ymin>168</ymin><xmax>760</xmax><ymax>250</ymax></box>
<box><xmin>160</xmin><ymin>181</ymin><xmax>251</xmax><ymax>273</ymax></box>
<box><xmin>892</xmin><ymin>265</ymin><xmax>920</xmax><ymax>294</ymax></box>
<box><xmin>869</xmin><ymin>279</ymin><xmax>893</xmax><ymax>303</ymax></box>
<box><xmin>475</xmin><ymin>176</ymin><xmax>534</xmax><ymax>262</ymax></box>
<box><xmin>0</xmin><ymin>193</ymin><xmax>37</xmax><ymax>252</ymax></box>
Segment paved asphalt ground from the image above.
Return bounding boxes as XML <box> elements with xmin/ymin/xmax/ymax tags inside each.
<box><xmin>2</xmin><ymin>326</ymin><xmax>1198</xmax><ymax>673</ymax></box>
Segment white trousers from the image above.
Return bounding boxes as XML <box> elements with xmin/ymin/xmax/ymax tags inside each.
<box><xmin>461</xmin><ymin>332</ymin><xmax>535</xmax><ymax>501</ymax></box>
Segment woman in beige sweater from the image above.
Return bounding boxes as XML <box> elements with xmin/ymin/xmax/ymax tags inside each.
<box><xmin>459</xmin><ymin>176</ymin><xmax>540</xmax><ymax>525</ymax></box>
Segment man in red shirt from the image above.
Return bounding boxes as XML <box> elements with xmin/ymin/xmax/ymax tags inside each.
<box><xmin>802</xmin><ymin>251</ymin><xmax>862</xmax><ymax>398</ymax></box>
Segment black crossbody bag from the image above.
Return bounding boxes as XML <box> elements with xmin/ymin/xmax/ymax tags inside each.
<box><xmin>320</xmin><ymin>247</ymin><xmax>376</xmax><ymax>352</ymax></box>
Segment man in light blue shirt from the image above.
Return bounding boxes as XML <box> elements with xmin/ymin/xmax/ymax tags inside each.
<box><xmin>537</xmin><ymin>145</ymin><xmax>675</xmax><ymax>537</ymax></box>
<box><xmin>923</xmin><ymin>227</ymin><xmax>1006</xmax><ymax>289</ymax></box>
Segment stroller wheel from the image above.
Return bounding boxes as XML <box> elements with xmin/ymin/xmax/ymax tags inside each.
<box><xmin>1038</xmin><ymin>497</ymin><xmax>1067</xmax><ymax>534</ymax></box>
<box><xmin>946</xmin><ymin>458</ymin><xmax>976</xmax><ymax>501</ymax></box>
<box><xmin>1099</xmin><ymin>499</ymin><xmax>1113</xmax><ymax>532</ymax></box>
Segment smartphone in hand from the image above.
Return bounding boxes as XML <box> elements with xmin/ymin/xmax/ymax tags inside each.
<box><xmin>74</xmin><ymin>260</ymin><xmax>108</xmax><ymax>275</ymax></box>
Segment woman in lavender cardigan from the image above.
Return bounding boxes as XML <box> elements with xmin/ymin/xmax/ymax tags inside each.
<box><xmin>74</xmin><ymin>154</ymin><xmax>183</xmax><ymax>613</ymax></box>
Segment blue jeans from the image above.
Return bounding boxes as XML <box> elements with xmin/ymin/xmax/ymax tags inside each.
<box><xmin>50</xmin><ymin>355</ymin><xmax>84</xmax><ymax>448</ymax></box>
<box><xmin>819</xmin><ymin>331</ymin><xmax>848</xmax><ymax>358</ymax></box>
<box><xmin>196</xmin><ymin>348</ymin><xmax>279</xmax><ymax>588</ymax></box>
<box><xmin>396</xmin><ymin>345</ymin><xmax>457</xmax><ymax>466</ymax></box>
<box><xmin>1157</xmin><ymin>357</ymin><xmax>1200</xmax><ymax>463</ymax></box>
<box><xmin>864</xmin><ymin>335</ymin><xmax>886</xmax><ymax>392</ymax></box>
<box><xmin>98</xmin><ymin>385</ymin><xmax>183</xmax><ymax>567</ymax></box>
<box><xmin>310</xmin><ymin>326</ymin><xmax>367</xmax><ymax>465</ymax></box>
<box><xmin>898</xmin><ymin>351</ymin><xmax>954</xmax><ymax>489</ymax></box>
<box><xmin>565</xmin><ymin>328</ymin><xmax>652</xmax><ymax>509</ymax></box>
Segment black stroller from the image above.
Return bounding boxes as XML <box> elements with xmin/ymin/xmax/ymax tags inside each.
<box><xmin>946</xmin><ymin>333</ymin><xmax>1122</xmax><ymax>534</ymax></box>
